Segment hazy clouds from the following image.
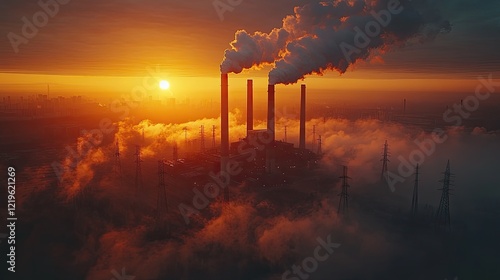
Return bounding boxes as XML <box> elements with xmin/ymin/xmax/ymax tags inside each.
<box><xmin>0</xmin><ymin>0</ymin><xmax>499</xmax><ymax>77</ymax></box>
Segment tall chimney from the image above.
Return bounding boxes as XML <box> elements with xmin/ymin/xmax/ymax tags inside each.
<box><xmin>220</xmin><ymin>73</ymin><xmax>229</xmax><ymax>201</ymax></box>
<box><xmin>247</xmin><ymin>79</ymin><xmax>253</xmax><ymax>137</ymax></box>
<box><xmin>266</xmin><ymin>84</ymin><xmax>276</xmax><ymax>173</ymax></box>
<box><xmin>299</xmin><ymin>84</ymin><xmax>306</xmax><ymax>149</ymax></box>
<box><xmin>267</xmin><ymin>84</ymin><xmax>275</xmax><ymax>142</ymax></box>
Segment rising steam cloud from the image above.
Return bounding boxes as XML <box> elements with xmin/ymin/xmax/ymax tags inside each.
<box><xmin>220</xmin><ymin>0</ymin><xmax>451</xmax><ymax>84</ymax></box>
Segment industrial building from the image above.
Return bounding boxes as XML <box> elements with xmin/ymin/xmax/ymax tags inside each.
<box><xmin>163</xmin><ymin>74</ymin><xmax>319</xmax><ymax>201</ymax></box>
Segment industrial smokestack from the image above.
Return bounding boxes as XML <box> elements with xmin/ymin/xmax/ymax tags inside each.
<box><xmin>299</xmin><ymin>84</ymin><xmax>306</xmax><ymax>149</ymax></box>
<box><xmin>221</xmin><ymin>74</ymin><xmax>229</xmax><ymax>158</ymax></box>
<box><xmin>220</xmin><ymin>73</ymin><xmax>229</xmax><ymax>201</ymax></box>
<box><xmin>266</xmin><ymin>84</ymin><xmax>276</xmax><ymax>174</ymax></box>
<box><xmin>247</xmin><ymin>79</ymin><xmax>253</xmax><ymax>137</ymax></box>
<box><xmin>267</xmin><ymin>84</ymin><xmax>275</xmax><ymax>142</ymax></box>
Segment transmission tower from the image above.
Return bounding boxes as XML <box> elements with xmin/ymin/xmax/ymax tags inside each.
<box><xmin>312</xmin><ymin>125</ymin><xmax>316</xmax><ymax>151</ymax></box>
<box><xmin>156</xmin><ymin>160</ymin><xmax>169</xmax><ymax>231</ymax></box>
<box><xmin>436</xmin><ymin>160</ymin><xmax>454</xmax><ymax>232</ymax></box>
<box><xmin>317</xmin><ymin>135</ymin><xmax>322</xmax><ymax>155</ymax></box>
<box><xmin>200</xmin><ymin>125</ymin><xmax>205</xmax><ymax>152</ymax></box>
<box><xmin>411</xmin><ymin>164</ymin><xmax>419</xmax><ymax>219</ymax></box>
<box><xmin>338</xmin><ymin>165</ymin><xmax>350</xmax><ymax>215</ymax></box>
<box><xmin>135</xmin><ymin>145</ymin><xmax>143</xmax><ymax>189</ymax></box>
<box><xmin>173</xmin><ymin>143</ymin><xmax>178</xmax><ymax>161</ymax></box>
<box><xmin>212</xmin><ymin>125</ymin><xmax>216</xmax><ymax>148</ymax></box>
<box><xmin>284</xmin><ymin>125</ymin><xmax>288</xmax><ymax>142</ymax></box>
<box><xmin>381</xmin><ymin>140</ymin><xmax>390</xmax><ymax>180</ymax></box>
<box><xmin>183</xmin><ymin>127</ymin><xmax>188</xmax><ymax>145</ymax></box>
<box><xmin>114</xmin><ymin>140</ymin><xmax>121</xmax><ymax>176</ymax></box>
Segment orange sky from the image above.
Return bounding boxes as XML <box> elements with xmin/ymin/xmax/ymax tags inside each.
<box><xmin>1</xmin><ymin>0</ymin><xmax>498</xmax><ymax>99</ymax></box>
<box><xmin>0</xmin><ymin>70</ymin><xmax>482</xmax><ymax>102</ymax></box>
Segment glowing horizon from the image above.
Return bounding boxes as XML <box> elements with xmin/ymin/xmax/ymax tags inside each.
<box><xmin>0</xmin><ymin>72</ymin><xmax>485</xmax><ymax>100</ymax></box>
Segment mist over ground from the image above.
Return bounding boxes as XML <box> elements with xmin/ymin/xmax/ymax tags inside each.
<box><xmin>1</xmin><ymin>113</ymin><xmax>499</xmax><ymax>280</ymax></box>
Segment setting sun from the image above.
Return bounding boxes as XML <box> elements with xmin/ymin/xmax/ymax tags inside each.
<box><xmin>159</xmin><ymin>80</ymin><xmax>170</xmax><ymax>90</ymax></box>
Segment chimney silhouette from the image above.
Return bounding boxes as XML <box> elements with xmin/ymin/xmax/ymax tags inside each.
<box><xmin>266</xmin><ymin>84</ymin><xmax>276</xmax><ymax>173</ymax></box>
<box><xmin>299</xmin><ymin>84</ymin><xmax>306</xmax><ymax>149</ymax></box>
<box><xmin>247</xmin><ymin>79</ymin><xmax>253</xmax><ymax>137</ymax></box>
<box><xmin>220</xmin><ymin>73</ymin><xmax>229</xmax><ymax>201</ymax></box>
<box><xmin>267</xmin><ymin>84</ymin><xmax>275</xmax><ymax>142</ymax></box>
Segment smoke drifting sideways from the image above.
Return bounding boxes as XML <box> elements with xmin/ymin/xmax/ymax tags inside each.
<box><xmin>220</xmin><ymin>28</ymin><xmax>290</xmax><ymax>75</ymax></box>
<box><xmin>220</xmin><ymin>0</ymin><xmax>452</xmax><ymax>85</ymax></box>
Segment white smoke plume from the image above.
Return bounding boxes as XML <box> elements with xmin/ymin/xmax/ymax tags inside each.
<box><xmin>220</xmin><ymin>28</ymin><xmax>290</xmax><ymax>74</ymax></box>
<box><xmin>220</xmin><ymin>0</ymin><xmax>451</xmax><ymax>84</ymax></box>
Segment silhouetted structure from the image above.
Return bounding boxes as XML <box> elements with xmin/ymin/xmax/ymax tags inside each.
<box><xmin>284</xmin><ymin>125</ymin><xmax>288</xmax><ymax>142</ymax></box>
<box><xmin>299</xmin><ymin>84</ymin><xmax>306</xmax><ymax>149</ymax></box>
<box><xmin>221</xmin><ymin>74</ymin><xmax>230</xmax><ymax>202</ymax></box>
<box><xmin>135</xmin><ymin>145</ymin><xmax>143</xmax><ymax>189</ymax></box>
<box><xmin>247</xmin><ymin>79</ymin><xmax>254</xmax><ymax>137</ymax></box>
<box><xmin>266</xmin><ymin>84</ymin><xmax>276</xmax><ymax>174</ymax></box>
<box><xmin>200</xmin><ymin>125</ymin><xmax>205</xmax><ymax>152</ymax></box>
<box><xmin>436</xmin><ymin>160</ymin><xmax>453</xmax><ymax>232</ymax></box>
<box><xmin>381</xmin><ymin>140</ymin><xmax>390</xmax><ymax>180</ymax></box>
<box><xmin>114</xmin><ymin>140</ymin><xmax>121</xmax><ymax>176</ymax></box>
<box><xmin>312</xmin><ymin>125</ymin><xmax>316</xmax><ymax>151</ymax></box>
<box><xmin>317</xmin><ymin>135</ymin><xmax>322</xmax><ymax>155</ymax></box>
<box><xmin>411</xmin><ymin>164</ymin><xmax>420</xmax><ymax>219</ymax></box>
<box><xmin>159</xmin><ymin>78</ymin><xmax>319</xmax><ymax>209</ymax></box>
<box><xmin>338</xmin><ymin>165</ymin><xmax>350</xmax><ymax>215</ymax></box>
<box><xmin>183</xmin><ymin>127</ymin><xmax>188</xmax><ymax>145</ymax></box>
<box><xmin>212</xmin><ymin>125</ymin><xmax>216</xmax><ymax>148</ymax></box>
<box><xmin>156</xmin><ymin>160</ymin><xmax>169</xmax><ymax>231</ymax></box>
<box><xmin>173</xmin><ymin>143</ymin><xmax>178</xmax><ymax>161</ymax></box>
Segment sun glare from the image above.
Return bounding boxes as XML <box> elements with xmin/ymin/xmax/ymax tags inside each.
<box><xmin>159</xmin><ymin>80</ymin><xmax>170</xmax><ymax>90</ymax></box>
